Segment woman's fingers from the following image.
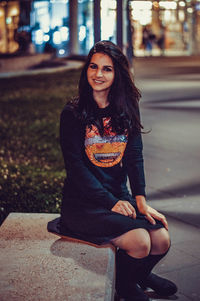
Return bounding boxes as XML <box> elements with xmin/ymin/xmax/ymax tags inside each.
<box><xmin>146</xmin><ymin>206</ymin><xmax>169</xmax><ymax>230</ymax></box>
<box><xmin>123</xmin><ymin>203</ymin><xmax>133</xmax><ymax>215</ymax></box>
<box><xmin>111</xmin><ymin>201</ymin><xmax>136</xmax><ymax>218</ymax></box>
<box><xmin>120</xmin><ymin>202</ymin><xmax>136</xmax><ymax>218</ymax></box>
<box><xmin>112</xmin><ymin>201</ymin><xmax>168</xmax><ymax>230</ymax></box>
<box><xmin>119</xmin><ymin>204</ymin><xmax>129</xmax><ymax>216</ymax></box>
<box><xmin>162</xmin><ymin>217</ymin><xmax>168</xmax><ymax>230</ymax></box>
<box><xmin>145</xmin><ymin>213</ymin><xmax>156</xmax><ymax>225</ymax></box>
<box><xmin>154</xmin><ymin>213</ymin><xmax>168</xmax><ymax>230</ymax></box>
<box><xmin>112</xmin><ymin>200</ymin><xmax>169</xmax><ymax>230</ymax></box>
<box><xmin>127</xmin><ymin>203</ymin><xmax>136</xmax><ymax>219</ymax></box>
<box><xmin>119</xmin><ymin>203</ymin><xmax>131</xmax><ymax>216</ymax></box>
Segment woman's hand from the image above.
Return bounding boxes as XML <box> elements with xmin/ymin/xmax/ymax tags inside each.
<box><xmin>136</xmin><ymin>195</ymin><xmax>168</xmax><ymax>230</ymax></box>
<box><xmin>111</xmin><ymin>200</ymin><xmax>136</xmax><ymax>218</ymax></box>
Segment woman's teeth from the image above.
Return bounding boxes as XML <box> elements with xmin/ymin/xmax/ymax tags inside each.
<box><xmin>94</xmin><ymin>80</ymin><xmax>104</xmax><ymax>83</ymax></box>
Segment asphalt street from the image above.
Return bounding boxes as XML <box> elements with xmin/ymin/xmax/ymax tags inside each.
<box><xmin>133</xmin><ymin>56</ymin><xmax>200</xmax><ymax>301</ymax></box>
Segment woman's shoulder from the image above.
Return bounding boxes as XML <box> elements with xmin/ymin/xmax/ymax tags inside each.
<box><xmin>61</xmin><ymin>98</ymin><xmax>79</xmax><ymax>119</ymax></box>
<box><xmin>62</xmin><ymin>98</ymin><xmax>79</xmax><ymax>112</ymax></box>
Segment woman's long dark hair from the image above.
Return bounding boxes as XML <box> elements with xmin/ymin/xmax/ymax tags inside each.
<box><xmin>73</xmin><ymin>40</ymin><xmax>143</xmax><ymax>135</ymax></box>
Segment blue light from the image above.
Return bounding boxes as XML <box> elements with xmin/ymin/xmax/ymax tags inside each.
<box><xmin>59</xmin><ymin>26</ymin><xmax>69</xmax><ymax>41</ymax></box>
<box><xmin>44</xmin><ymin>34</ymin><xmax>50</xmax><ymax>42</ymax></box>
<box><xmin>59</xmin><ymin>49</ymin><xmax>65</xmax><ymax>55</ymax></box>
<box><xmin>53</xmin><ymin>31</ymin><xmax>61</xmax><ymax>44</ymax></box>
<box><xmin>34</xmin><ymin>29</ymin><xmax>44</xmax><ymax>45</ymax></box>
<box><xmin>79</xmin><ymin>25</ymin><xmax>86</xmax><ymax>42</ymax></box>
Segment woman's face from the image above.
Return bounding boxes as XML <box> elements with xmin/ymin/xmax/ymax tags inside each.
<box><xmin>87</xmin><ymin>52</ymin><xmax>115</xmax><ymax>94</ymax></box>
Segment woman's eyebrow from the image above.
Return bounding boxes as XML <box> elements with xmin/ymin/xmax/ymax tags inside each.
<box><xmin>89</xmin><ymin>62</ymin><xmax>113</xmax><ymax>68</ymax></box>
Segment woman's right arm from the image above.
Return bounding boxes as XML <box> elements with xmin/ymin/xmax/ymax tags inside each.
<box><xmin>60</xmin><ymin>107</ymin><xmax>118</xmax><ymax>210</ymax></box>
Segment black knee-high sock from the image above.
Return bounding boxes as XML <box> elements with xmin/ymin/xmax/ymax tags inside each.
<box><xmin>115</xmin><ymin>247</ymin><xmax>170</xmax><ymax>296</ymax></box>
<box><xmin>137</xmin><ymin>252</ymin><xmax>168</xmax><ymax>288</ymax></box>
<box><xmin>139</xmin><ymin>248</ymin><xmax>170</xmax><ymax>282</ymax></box>
<box><xmin>115</xmin><ymin>249</ymin><xmax>150</xmax><ymax>297</ymax></box>
<box><xmin>138</xmin><ymin>249</ymin><xmax>178</xmax><ymax>296</ymax></box>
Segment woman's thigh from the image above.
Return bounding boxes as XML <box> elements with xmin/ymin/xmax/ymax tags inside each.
<box><xmin>111</xmin><ymin>228</ymin><xmax>151</xmax><ymax>258</ymax></box>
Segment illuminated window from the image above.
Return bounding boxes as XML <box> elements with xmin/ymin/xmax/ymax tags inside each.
<box><xmin>178</xmin><ymin>10</ymin><xmax>185</xmax><ymax>22</ymax></box>
<box><xmin>159</xmin><ymin>1</ymin><xmax>177</xmax><ymax>10</ymax></box>
<box><xmin>101</xmin><ymin>0</ymin><xmax>116</xmax><ymax>42</ymax></box>
<box><xmin>179</xmin><ymin>1</ymin><xmax>186</xmax><ymax>7</ymax></box>
<box><xmin>78</xmin><ymin>0</ymin><xmax>94</xmax><ymax>54</ymax></box>
<box><xmin>131</xmin><ymin>1</ymin><xmax>152</xmax><ymax>26</ymax></box>
<box><xmin>31</xmin><ymin>1</ymin><xmax>69</xmax><ymax>55</ymax></box>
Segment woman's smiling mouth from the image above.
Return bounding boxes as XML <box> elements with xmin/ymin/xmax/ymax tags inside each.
<box><xmin>93</xmin><ymin>79</ymin><xmax>104</xmax><ymax>84</ymax></box>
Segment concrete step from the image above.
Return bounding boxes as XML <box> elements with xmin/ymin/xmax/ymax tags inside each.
<box><xmin>0</xmin><ymin>213</ymin><xmax>116</xmax><ymax>301</ymax></box>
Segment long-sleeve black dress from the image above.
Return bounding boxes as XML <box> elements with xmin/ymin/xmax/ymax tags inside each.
<box><xmin>48</xmin><ymin>103</ymin><xmax>163</xmax><ymax>244</ymax></box>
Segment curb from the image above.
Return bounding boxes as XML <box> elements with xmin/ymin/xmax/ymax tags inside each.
<box><xmin>0</xmin><ymin>60</ymin><xmax>84</xmax><ymax>78</ymax></box>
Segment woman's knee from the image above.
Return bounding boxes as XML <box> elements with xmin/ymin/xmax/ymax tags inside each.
<box><xmin>150</xmin><ymin>228</ymin><xmax>171</xmax><ymax>254</ymax></box>
<box><xmin>129</xmin><ymin>234</ymin><xmax>151</xmax><ymax>258</ymax></box>
<box><xmin>159</xmin><ymin>228</ymin><xmax>171</xmax><ymax>252</ymax></box>
<box><xmin>112</xmin><ymin>229</ymin><xmax>151</xmax><ymax>258</ymax></box>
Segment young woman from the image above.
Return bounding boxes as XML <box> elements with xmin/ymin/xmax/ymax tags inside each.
<box><xmin>48</xmin><ymin>41</ymin><xmax>177</xmax><ymax>301</ymax></box>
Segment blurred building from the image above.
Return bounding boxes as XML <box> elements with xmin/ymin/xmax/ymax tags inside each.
<box><xmin>0</xmin><ymin>1</ymin><xmax>20</xmax><ymax>54</ymax></box>
<box><xmin>0</xmin><ymin>0</ymin><xmax>199</xmax><ymax>57</ymax></box>
<box><xmin>131</xmin><ymin>0</ymin><xmax>200</xmax><ymax>56</ymax></box>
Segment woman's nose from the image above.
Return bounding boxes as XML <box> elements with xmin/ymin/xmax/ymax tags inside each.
<box><xmin>96</xmin><ymin>68</ymin><xmax>103</xmax><ymax>77</ymax></box>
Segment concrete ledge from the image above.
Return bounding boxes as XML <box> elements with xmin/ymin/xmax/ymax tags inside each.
<box><xmin>0</xmin><ymin>213</ymin><xmax>116</xmax><ymax>301</ymax></box>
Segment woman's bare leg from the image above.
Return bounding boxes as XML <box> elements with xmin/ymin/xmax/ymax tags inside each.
<box><xmin>111</xmin><ymin>227</ymin><xmax>170</xmax><ymax>257</ymax></box>
<box><xmin>149</xmin><ymin>228</ymin><xmax>170</xmax><ymax>255</ymax></box>
<box><xmin>111</xmin><ymin>228</ymin><xmax>151</xmax><ymax>258</ymax></box>
<box><xmin>112</xmin><ymin>228</ymin><xmax>176</xmax><ymax>299</ymax></box>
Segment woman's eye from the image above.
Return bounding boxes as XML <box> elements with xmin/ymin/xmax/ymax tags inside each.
<box><xmin>104</xmin><ymin>67</ymin><xmax>112</xmax><ymax>72</ymax></box>
<box><xmin>89</xmin><ymin>64</ymin><xmax>97</xmax><ymax>69</ymax></box>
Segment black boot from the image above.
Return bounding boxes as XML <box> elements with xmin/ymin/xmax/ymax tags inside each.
<box><xmin>116</xmin><ymin>249</ymin><xmax>150</xmax><ymax>301</ymax></box>
<box><xmin>141</xmin><ymin>272</ymin><xmax>177</xmax><ymax>296</ymax></box>
<box><xmin>138</xmin><ymin>252</ymin><xmax>178</xmax><ymax>296</ymax></box>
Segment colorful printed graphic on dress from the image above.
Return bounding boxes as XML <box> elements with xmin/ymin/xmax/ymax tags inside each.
<box><xmin>85</xmin><ymin>117</ymin><xmax>128</xmax><ymax>167</ymax></box>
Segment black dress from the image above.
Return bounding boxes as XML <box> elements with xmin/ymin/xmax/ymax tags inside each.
<box><xmin>48</xmin><ymin>104</ymin><xmax>164</xmax><ymax>244</ymax></box>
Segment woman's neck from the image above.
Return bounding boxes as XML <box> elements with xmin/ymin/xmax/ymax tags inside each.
<box><xmin>93</xmin><ymin>90</ymin><xmax>109</xmax><ymax>108</ymax></box>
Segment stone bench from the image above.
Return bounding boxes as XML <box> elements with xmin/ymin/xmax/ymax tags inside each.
<box><xmin>0</xmin><ymin>213</ymin><xmax>116</xmax><ymax>301</ymax></box>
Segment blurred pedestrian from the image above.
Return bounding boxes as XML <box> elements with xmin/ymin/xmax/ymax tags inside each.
<box><xmin>142</xmin><ymin>26</ymin><xmax>156</xmax><ymax>56</ymax></box>
<box><xmin>14</xmin><ymin>30</ymin><xmax>31</xmax><ymax>54</ymax></box>
<box><xmin>44</xmin><ymin>41</ymin><xmax>56</xmax><ymax>56</ymax></box>
<box><xmin>157</xmin><ymin>25</ymin><xmax>166</xmax><ymax>55</ymax></box>
<box><xmin>142</xmin><ymin>26</ymin><xmax>150</xmax><ymax>50</ymax></box>
<box><xmin>48</xmin><ymin>40</ymin><xmax>177</xmax><ymax>301</ymax></box>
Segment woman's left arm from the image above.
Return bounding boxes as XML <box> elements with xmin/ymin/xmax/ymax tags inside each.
<box><xmin>123</xmin><ymin>132</ymin><xmax>168</xmax><ymax>230</ymax></box>
<box><xmin>122</xmin><ymin>131</ymin><xmax>146</xmax><ymax>197</ymax></box>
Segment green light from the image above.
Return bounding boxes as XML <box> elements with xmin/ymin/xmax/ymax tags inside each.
<box><xmin>6</xmin><ymin>17</ymin><xmax>12</xmax><ymax>25</ymax></box>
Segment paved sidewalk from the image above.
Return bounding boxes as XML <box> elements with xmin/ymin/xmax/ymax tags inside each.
<box><xmin>135</xmin><ymin>55</ymin><xmax>200</xmax><ymax>301</ymax></box>
<box><xmin>148</xmin><ymin>207</ymin><xmax>200</xmax><ymax>301</ymax></box>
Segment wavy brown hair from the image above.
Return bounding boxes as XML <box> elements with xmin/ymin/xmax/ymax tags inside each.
<box><xmin>72</xmin><ymin>40</ymin><xmax>143</xmax><ymax>135</ymax></box>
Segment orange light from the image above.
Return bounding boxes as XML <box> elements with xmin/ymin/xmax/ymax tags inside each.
<box><xmin>10</xmin><ymin>7</ymin><xmax>19</xmax><ymax>16</ymax></box>
<box><xmin>153</xmin><ymin>1</ymin><xmax>159</xmax><ymax>9</ymax></box>
<box><xmin>0</xmin><ymin>9</ymin><xmax>4</xmax><ymax>17</ymax></box>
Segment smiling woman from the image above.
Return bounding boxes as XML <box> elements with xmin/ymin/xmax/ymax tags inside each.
<box><xmin>48</xmin><ymin>40</ymin><xmax>177</xmax><ymax>301</ymax></box>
